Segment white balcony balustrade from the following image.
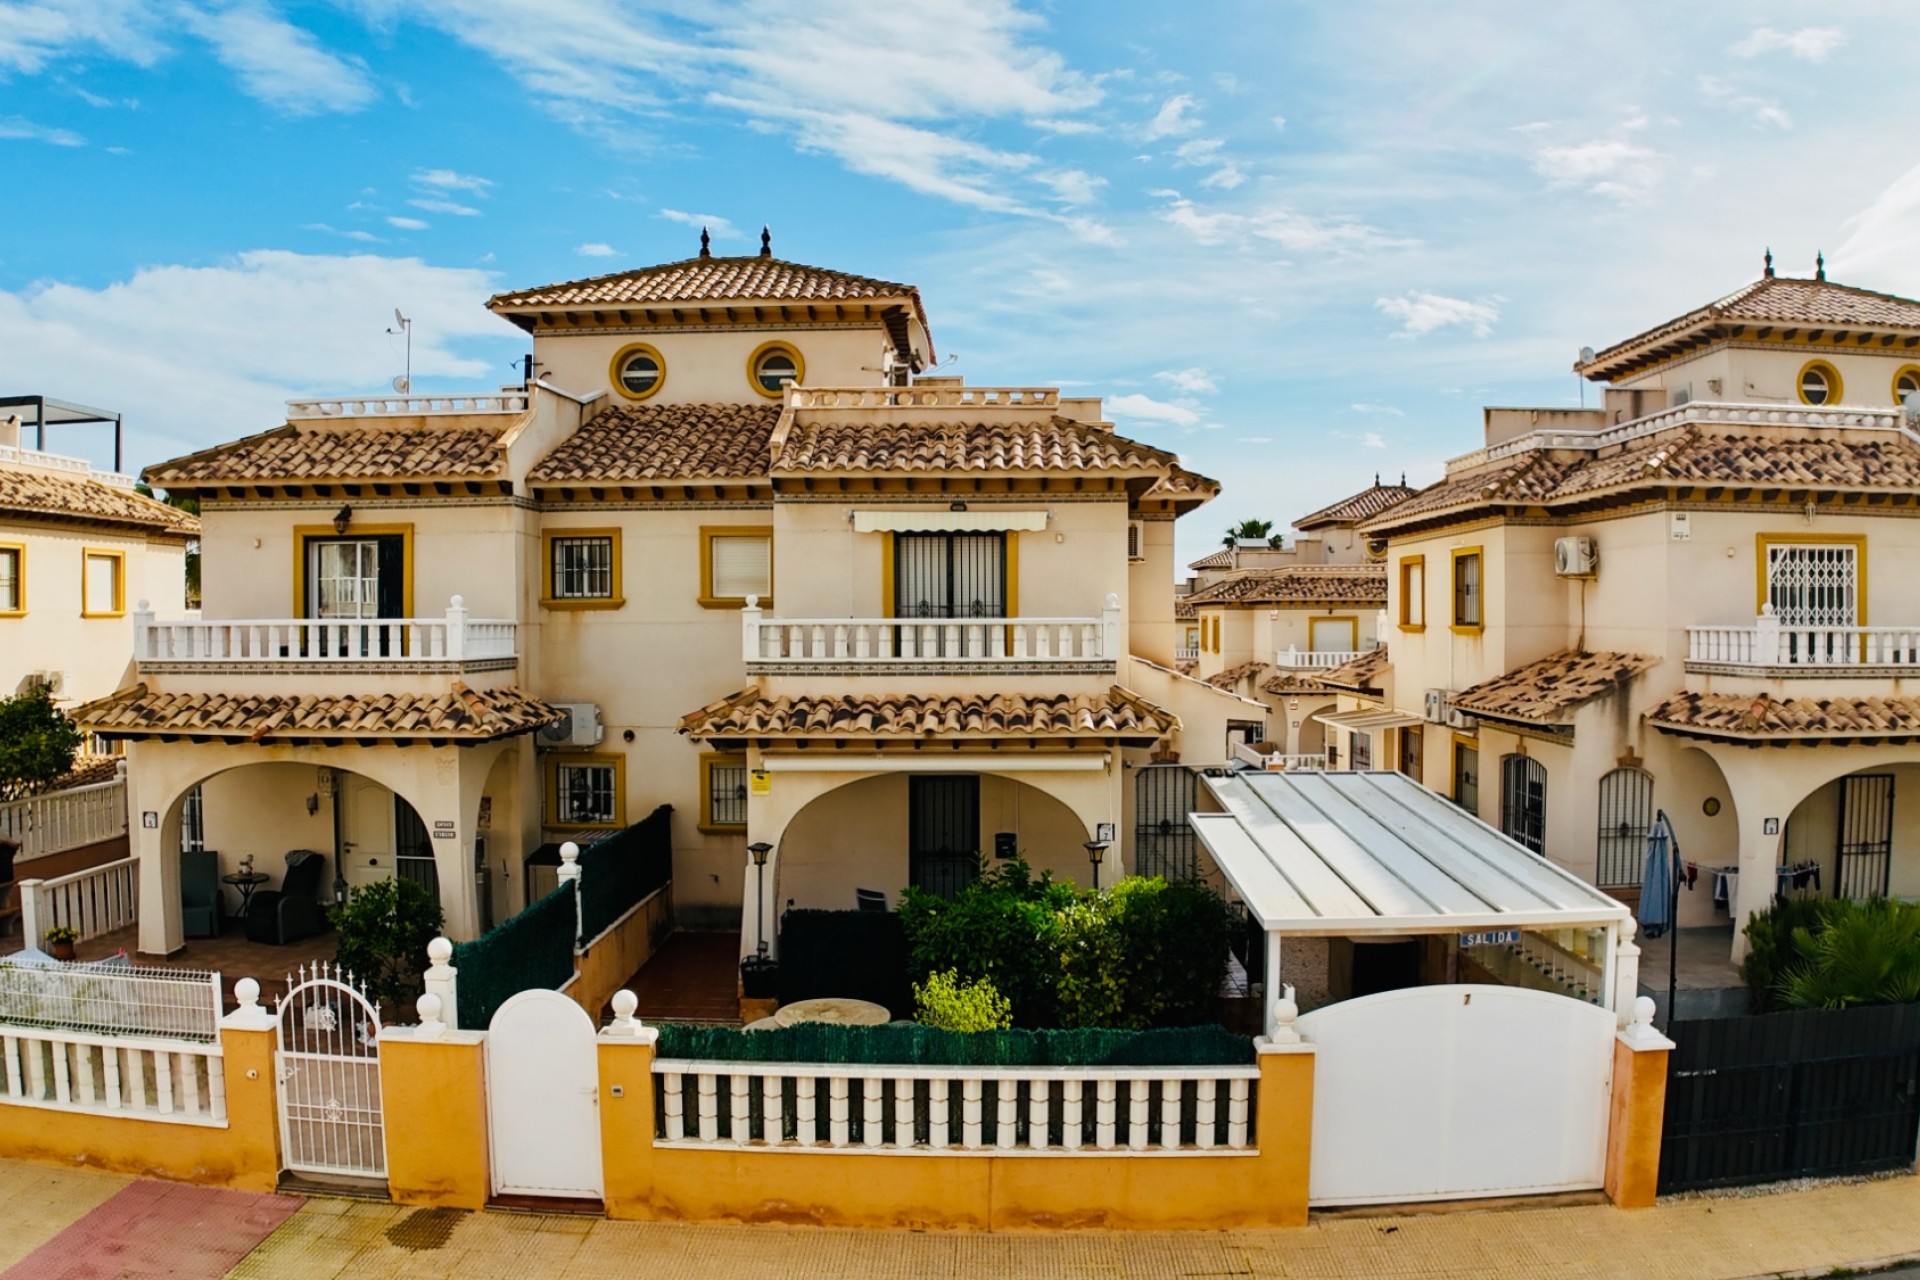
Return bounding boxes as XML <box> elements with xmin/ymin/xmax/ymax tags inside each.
<box><xmin>1232</xmin><ymin>743</ymin><xmax>1327</xmax><ymax>772</ymax></box>
<box><xmin>0</xmin><ymin>771</ymin><xmax>127</xmax><ymax>861</ymax></box>
<box><xmin>134</xmin><ymin>596</ymin><xmax>517</xmax><ymax>667</ymax></box>
<box><xmin>744</xmin><ymin>595</ymin><xmax>1121</xmax><ymax>669</ymax></box>
<box><xmin>1273</xmin><ymin>643</ymin><xmax>1376</xmax><ymax>670</ymax></box>
<box><xmin>1687</xmin><ymin>607</ymin><xmax>1920</xmax><ymax>673</ymax></box>
<box><xmin>1175</xmin><ymin>646</ymin><xmax>1200</xmax><ymax>661</ymax></box>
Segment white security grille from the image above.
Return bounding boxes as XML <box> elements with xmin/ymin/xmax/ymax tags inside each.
<box><xmin>276</xmin><ymin>964</ymin><xmax>385</xmax><ymax>1179</ymax></box>
<box><xmin>1767</xmin><ymin>543</ymin><xmax>1858</xmax><ymax>627</ymax></box>
<box><xmin>550</xmin><ymin>536</ymin><xmax>613</xmax><ymax>600</ymax></box>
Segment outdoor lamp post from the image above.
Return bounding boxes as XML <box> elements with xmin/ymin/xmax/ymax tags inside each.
<box><xmin>748</xmin><ymin>842</ymin><xmax>773</xmax><ymax>956</ymax></box>
<box><xmin>1084</xmin><ymin>839</ymin><xmax>1110</xmax><ymax>890</ymax></box>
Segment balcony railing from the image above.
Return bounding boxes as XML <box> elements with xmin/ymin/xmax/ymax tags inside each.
<box><xmin>134</xmin><ymin>596</ymin><xmax>516</xmax><ymax>666</ymax></box>
<box><xmin>285</xmin><ymin>392</ymin><xmax>528</xmax><ymax>419</ymax></box>
<box><xmin>1232</xmin><ymin>743</ymin><xmax>1327</xmax><ymax>772</ymax></box>
<box><xmin>0</xmin><ymin>773</ymin><xmax>127</xmax><ymax>862</ymax></box>
<box><xmin>1687</xmin><ymin>611</ymin><xmax>1920</xmax><ymax>672</ymax></box>
<box><xmin>1175</xmin><ymin>646</ymin><xmax>1199</xmax><ymax>661</ymax></box>
<box><xmin>1273</xmin><ymin>644</ymin><xmax>1376</xmax><ymax>670</ymax></box>
<box><xmin>744</xmin><ymin>596</ymin><xmax>1120</xmax><ymax>669</ymax></box>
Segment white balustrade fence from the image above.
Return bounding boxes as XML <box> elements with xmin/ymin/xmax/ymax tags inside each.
<box><xmin>0</xmin><ymin>1027</ymin><xmax>226</xmax><ymax>1123</ymax></box>
<box><xmin>1231</xmin><ymin>743</ymin><xmax>1327</xmax><ymax>772</ymax></box>
<box><xmin>1174</xmin><ymin>646</ymin><xmax>1199</xmax><ymax>661</ymax></box>
<box><xmin>1688</xmin><ymin>618</ymin><xmax>1920</xmax><ymax>669</ymax></box>
<box><xmin>0</xmin><ymin>775</ymin><xmax>127</xmax><ymax>861</ymax></box>
<box><xmin>0</xmin><ymin>962</ymin><xmax>223</xmax><ymax>1044</ymax></box>
<box><xmin>745</xmin><ymin>596</ymin><xmax>1121</xmax><ymax>667</ymax></box>
<box><xmin>788</xmin><ymin>386</ymin><xmax>1060</xmax><ymax>411</ymax></box>
<box><xmin>18</xmin><ymin>857</ymin><xmax>137</xmax><ymax>944</ymax></box>
<box><xmin>1273</xmin><ymin>646</ymin><xmax>1374</xmax><ymax>670</ymax></box>
<box><xmin>651</xmin><ymin>1061</ymin><xmax>1258</xmax><ymax>1154</ymax></box>
<box><xmin>135</xmin><ymin>595</ymin><xmax>516</xmax><ymax>665</ymax></box>
<box><xmin>286</xmin><ymin>392</ymin><xmax>528</xmax><ymax>418</ymax></box>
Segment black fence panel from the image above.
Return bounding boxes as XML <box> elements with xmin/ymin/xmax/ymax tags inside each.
<box><xmin>1659</xmin><ymin>1004</ymin><xmax>1920</xmax><ymax>1193</ymax></box>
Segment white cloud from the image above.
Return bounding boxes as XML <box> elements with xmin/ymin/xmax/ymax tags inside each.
<box><xmin>1269</xmin><ymin>115</ymin><xmax>1286</xmax><ymax>132</ymax></box>
<box><xmin>1200</xmin><ymin>164</ymin><xmax>1246</xmax><ymax>190</ymax></box>
<box><xmin>0</xmin><ymin>250</ymin><xmax>511</xmax><ymax>465</ymax></box>
<box><xmin>180</xmin><ymin>0</ymin><xmax>375</xmax><ymax>115</ymax></box>
<box><xmin>1172</xmin><ymin>138</ymin><xmax>1223</xmax><ymax>166</ymax></box>
<box><xmin>408</xmin><ymin>197</ymin><xmax>481</xmax><ymax>216</ymax></box>
<box><xmin>386</xmin><ymin>215</ymin><xmax>429</xmax><ymax>230</ymax></box>
<box><xmin>575</xmin><ymin>242</ymin><xmax>619</xmax><ymax>257</ymax></box>
<box><xmin>303</xmin><ymin>222</ymin><xmax>382</xmax><ymax>243</ymax></box>
<box><xmin>411</xmin><ymin>168</ymin><xmax>494</xmax><ymax>194</ymax></box>
<box><xmin>0</xmin><ymin>0</ymin><xmax>168</xmax><ymax>74</ymax></box>
<box><xmin>1530</xmin><ymin>136</ymin><xmax>1664</xmax><ymax>203</ymax></box>
<box><xmin>1155</xmin><ymin>367</ymin><xmax>1217</xmax><ymax>394</ymax></box>
<box><xmin>1107</xmin><ymin>393</ymin><xmax>1202</xmax><ymax>429</ymax></box>
<box><xmin>1698</xmin><ymin>75</ymin><xmax>1791</xmax><ymax>129</ymax></box>
<box><xmin>0</xmin><ymin>115</ymin><xmax>84</xmax><ymax>146</ymax></box>
<box><xmin>1236</xmin><ymin>436</ymin><xmax>1271</xmax><ymax>444</ymax></box>
<box><xmin>1731</xmin><ymin>26</ymin><xmax>1846</xmax><ymax>62</ymax></box>
<box><xmin>1061</xmin><ymin>215</ymin><xmax>1123</xmax><ymax>247</ymax></box>
<box><xmin>1158</xmin><ymin>195</ymin><xmax>1410</xmax><ymax>255</ymax></box>
<box><xmin>1375</xmin><ymin>291</ymin><xmax>1500</xmax><ymax>338</ymax></box>
<box><xmin>658</xmin><ymin>209</ymin><xmax>740</xmax><ymax>240</ymax></box>
<box><xmin>1142</xmin><ymin>94</ymin><xmax>1200</xmax><ymax>141</ymax></box>
<box><xmin>1348</xmin><ymin>403</ymin><xmax>1404</xmax><ymax>416</ymax></box>
<box><xmin>1833</xmin><ymin>160</ymin><xmax>1920</xmax><ymax>296</ymax></box>
<box><xmin>1036</xmin><ymin>168</ymin><xmax>1105</xmax><ymax>206</ymax></box>
<box><xmin>1361</xmin><ymin>432</ymin><xmax>1387</xmax><ymax>450</ymax></box>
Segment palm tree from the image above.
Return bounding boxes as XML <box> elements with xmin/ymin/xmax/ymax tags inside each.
<box><xmin>1222</xmin><ymin>519</ymin><xmax>1282</xmax><ymax>549</ymax></box>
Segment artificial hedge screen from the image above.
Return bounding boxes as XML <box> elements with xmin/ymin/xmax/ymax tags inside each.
<box><xmin>655</xmin><ymin>1020</ymin><xmax>1254</xmax><ymax>1067</ymax></box>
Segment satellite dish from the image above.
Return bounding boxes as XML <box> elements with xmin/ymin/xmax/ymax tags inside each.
<box><xmin>1578</xmin><ymin>346</ymin><xmax>1596</xmax><ymax>364</ymax></box>
<box><xmin>391</xmin><ymin>375</ymin><xmax>411</xmax><ymax>393</ymax></box>
<box><xmin>394</xmin><ymin>308</ymin><xmax>408</xmax><ymax>328</ymax></box>
<box><xmin>1905</xmin><ymin>389</ymin><xmax>1920</xmax><ymax>425</ymax></box>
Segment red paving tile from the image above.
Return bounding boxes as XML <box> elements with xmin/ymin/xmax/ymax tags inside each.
<box><xmin>1</xmin><ymin>1180</ymin><xmax>303</xmax><ymax>1280</ymax></box>
<box><xmin>611</xmin><ymin>931</ymin><xmax>743</xmax><ymax>1024</ymax></box>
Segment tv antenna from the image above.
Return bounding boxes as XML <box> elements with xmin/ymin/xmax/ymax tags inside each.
<box><xmin>387</xmin><ymin>308</ymin><xmax>412</xmax><ymax>393</ymax></box>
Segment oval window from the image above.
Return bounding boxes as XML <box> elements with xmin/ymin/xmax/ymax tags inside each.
<box><xmin>746</xmin><ymin>342</ymin><xmax>804</xmax><ymax>398</ymax></box>
<box><xmin>1895</xmin><ymin>366</ymin><xmax>1920</xmax><ymax>405</ymax></box>
<box><xmin>1797</xmin><ymin>360</ymin><xmax>1840</xmax><ymax>407</ymax></box>
<box><xmin>609</xmin><ymin>344</ymin><xmax>665</xmax><ymax>401</ymax></box>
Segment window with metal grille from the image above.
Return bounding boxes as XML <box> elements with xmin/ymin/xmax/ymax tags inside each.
<box><xmin>1349</xmin><ymin>730</ymin><xmax>1372</xmax><ymax>770</ymax></box>
<box><xmin>909</xmin><ymin>775</ymin><xmax>981</xmax><ymax>899</ymax></box>
<box><xmin>1500</xmin><ymin>754</ymin><xmax>1547</xmax><ymax>855</ymax></box>
<box><xmin>1595</xmin><ymin>768</ymin><xmax>1653</xmax><ymax>887</ymax></box>
<box><xmin>1398</xmin><ymin>725</ymin><xmax>1422</xmax><ymax>781</ymax></box>
<box><xmin>893</xmin><ymin>532</ymin><xmax>1006</xmax><ymax>618</ymax></box>
<box><xmin>179</xmin><ymin>784</ymin><xmax>205</xmax><ymax>853</ymax></box>
<box><xmin>1135</xmin><ymin>765</ymin><xmax>1197</xmax><ymax>881</ymax></box>
<box><xmin>708</xmin><ymin>760</ymin><xmax>748</xmax><ymax>828</ymax></box>
<box><xmin>1837</xmin><ymin>773</ymin><xmax>1895</xmax><ymax>899</ymax></box>
<box><xmin>1452</xmin><ymin>550</ymin><xmax>1481</xmax><ymax>629</ymax></box>
<box><xmin>394</xmin><ymin>797</ymin><xmax>440</xmax><ymax>901</ymax></box>
<box><xmin>550</xmin><ymin>535</ymin><xmax>614</xmax><ymax>600</ymax></box>
<box><xmin>1766</xmin><ymin>542</ymin><xmax>1859</xmax><ymax>627</ymax></box>
<box><xmin>557</xmin><ymin>763</ymin><xmax>617</xmax><ymax>827</ymax></box>
<box><xmin>1453</xmin><ymin>742</ymin><xmax>1478</xmax><ymax>812</ymax></box>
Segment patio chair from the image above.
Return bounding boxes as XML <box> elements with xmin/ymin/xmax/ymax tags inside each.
<box><xmin>855</xmin><ymin>888</ymin><xmax>887</xmax><ymax>912</ymax></box>
<box><xmin>244</xmin><ymin>849</ymin><xmax>329</xmax><ymax>946</ymax></box>
<box><xmin>181</xmin><ymin>848</ymin><xmax>221</xmax><ymax>939</ymax></box>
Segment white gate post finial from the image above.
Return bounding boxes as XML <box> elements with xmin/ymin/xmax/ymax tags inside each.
<box><xmin>604</xmin><ymin>990</ymin><xmax>657</xmax><ymax>1045</ymax></box>
<box><xmin>557</xmin><ymin>842</ymin><xmax>584</xmax><ymax>950</ymax></box>
<box><xmin>1265</xmin><ymin>983</ymin><xmax>1302</xmax><ymax>1044</ymax></box>
<box><xmin>222</xmin><ymin>976</ymin><xmax>276</xmax><ymax>1030</ymax></box>
<box><xmin>415</xmin><ymin>992</ymin><xmax>447</xmax><ymax>1040</ymax></box>
<box><xmin>423</xmin><ymin>936</ymin><xmax>459</xmax><ymax>1032</ymax></box>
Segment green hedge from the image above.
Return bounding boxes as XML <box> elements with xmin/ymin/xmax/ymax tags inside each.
<box><xmin>451</xmin><ymin>881</ymin><xmax>576</xmax><ymax>1028</ymax></box>
<box><xmin>776</xmin><ymin>909</ymin><xmax>912</xmax><ymax>1017</ymax></box>
<box><xmin>655</xmin><ymin>1020</ymin><xmax>1254</xmax><ymax>1067</ymax></box>
<box><xmin>577</xmin><ymin>804</ymin><xmax>672</xmax><ymax>941</ymax></box>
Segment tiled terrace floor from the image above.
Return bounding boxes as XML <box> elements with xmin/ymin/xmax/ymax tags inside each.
<box><xmin>611</xmin><ymin>930</ymin><xmax>741</xmax><ymax>1024</ymax></box>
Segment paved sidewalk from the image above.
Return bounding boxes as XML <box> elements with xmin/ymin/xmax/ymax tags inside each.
<box><xmin>4</xmin><ymin>1160</ymin><xmax>1919</xmax><ymax>1280</ymax></box>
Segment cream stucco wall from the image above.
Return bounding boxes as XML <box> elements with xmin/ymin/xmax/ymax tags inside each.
<box><xmin>534</xmin><ymin>326</ymin><xmax>897</xmax><ymax>407</ymax></box>
<box><xmin>1616</xmin><ymin>345</ymin><xmax>1920</xmax><ymax>410</ymax></box>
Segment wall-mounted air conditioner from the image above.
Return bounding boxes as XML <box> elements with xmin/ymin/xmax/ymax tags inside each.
<box><xmin>537</xmin><ymin>703</ymin><xmax>604</xmax><ymax>749</ymax></box>
<box><xmin>1554</xmin><ymin>535</ymin><xmax>1597</xmax><ymax>578</ymax></box>
<box><xmin>1423</xmin><ymin>689</ymin><xmax>1448</xmax><ymax>724</ymax></box>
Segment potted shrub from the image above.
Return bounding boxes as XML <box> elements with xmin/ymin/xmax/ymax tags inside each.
<box><xmin>43</xmin><ymin>925</ymin><xmax>78</xmax><ymax>962</ymax></box>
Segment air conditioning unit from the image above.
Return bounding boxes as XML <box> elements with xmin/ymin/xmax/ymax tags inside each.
<box><xmin>1423</xmin><ymin>689</ymin><xmax>1448</xmax><ymax>724</ymax></box>
<box><xmin>1445</xmin><ymin>707</ymin><xmax>1477</xmax><ymax>731</ymax></box>
<box><xmin>1554</xmin><ymin>535</ymin><xmax>1597</xmax><ymax>578</ymax></box>
<box><xmin>24</xmin><ymin>670</ymin><xmax>67</xmax><ymax>696</ymax></box>
<box><xmin>537</xmin><ymin>703</ymin><xmax>604</xmax><ymax>749</ymax></box>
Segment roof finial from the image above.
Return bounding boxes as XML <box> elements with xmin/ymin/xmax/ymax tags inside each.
<box><xmin>1815</xmin><ymin>249</ymin><xmax>1826</xmax><ymax>281</ymax></box>
<box><xmin>1763</xmin><ymin>246</ymin><xmax>1774</xmax><ymax>279</ymax></box>
<box><xmin>760</xmin><ymin>225</ymin><xmax>772</xmax><ymax>259</ymax></box>
<box><xmin>699</xmin><ymin>226</ymin><xmax>712</xmax><ymax>259</ymax></box>
<box><xmin>1374</xmin><ymin>472</ymin><xmax>1380</xmax><ymax>486</ymax></box>
<box><xmin>1399</xmin><ymin>472</ymin><xmax>1407</xmax><ymax>486</ymax></box>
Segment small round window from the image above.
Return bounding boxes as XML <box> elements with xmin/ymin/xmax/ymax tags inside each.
<box><xmin>1894</xmin><ymin>366</ymin><xmax>1920</xmax><ymax>405</ymax></box>
<box><xmin>747</xmin><ymin>342</ymin><xmax>804</xmax><ymax>399</ymax></box>
<box><xmin>1797</xmin><ymin>360</ymin><xmax>1841</xmax><ymax>407</ymax></box>
<box><xmin>609</xmin><ymin>343</ymin><xmax>665</xmax><ymax>401</ymax></box>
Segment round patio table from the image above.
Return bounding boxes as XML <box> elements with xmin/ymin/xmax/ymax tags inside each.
<box><xmin>772</xmin><ymin>997</ymin><xmax>891</xmax><ymax>1027</ymax></box>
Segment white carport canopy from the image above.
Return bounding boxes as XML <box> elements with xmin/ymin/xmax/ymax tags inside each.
<box><xmin>1193</xmin><ymin>770</ymin><xmax>1630</xmax><ymax>937</ymax></box>
<box><xmin>1312</xmin><ymin>707</ymin><xmax>1424</xmax><ymax>732</ymax></box>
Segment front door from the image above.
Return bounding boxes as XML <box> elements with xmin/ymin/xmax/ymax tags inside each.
<box><xmin>337</xmin><ymin>774</ymin><xmax>396</xmax><ymax>895</ymax></box>
<box><xmin>909</xmin><ymin>775</ymin><xmax>979</xmax><ymax>898</ymax></box>
<box><xmin>1837</xmin><ymin>774</ymin><xmax>1895</xmax><ymax>899</ymax></box>
<box><xmin>894</xmin><ymin>533</ymin><xmax>1006</xmax><ymax>620</ymax></box>
<box><xmin>304</xmin><ymin>534</ymin><xmax>406</xmax><ymax>655</ymax></box>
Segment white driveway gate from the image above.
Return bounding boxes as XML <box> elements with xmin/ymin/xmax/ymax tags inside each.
<box><xmin>1297</xmin><ymin>984</ymin><xmax>1614</xmax><ymax>1206</ymax></box>
<box><xmin>276</xmin><ymin>964</ymin><xmax>386</xmax><ymax>1179</ymax></box>
<box><xmin>487</xmin><ymin>990</ymin><xmax>603</xmax><ymax>1199</ymax></box>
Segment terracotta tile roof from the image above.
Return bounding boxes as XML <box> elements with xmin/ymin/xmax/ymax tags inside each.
<box><xmin>1648</xmin><ymin>691</ymin><xmax>1920</xmax><ymax>741</ymax></box>
<box><xmin>1145</xmin><ymin>462</ymin><xmax>1220</xmax><ymax>500</ymax></box>
<box><xmin>773</xmin><ymin>417</ymin><xmax>1178</xmax><ymax>476</ymax></box>
<box><xmin>145</xmin><ymin>423</ymin><xmax>507</xmax><ymax>486</ymax></box>
<box><xmin>75</xmin><ymin>683</ymin><xmax>559</xmax><ymax>742</ymax></box>
<box><xmin>47</xmin><ymin>755</ymin><xmax>123</xmax><ymax>791</ymax></box>
<box><xmin>1582</xmin><ymin>274</ymin><xmax>1920</xmax><ymax>377</ymax></box>
<box><xmin>1260</xmin><ymin>672</ymin><xmax>1335</xmax><ymax>697</ymax></box>
<box><xmin>1173</xmin><ymin>598</ymin><xmax>1197</xmax><ymax>620</ymax></box>
<box><xmin>1206</xmin><ymin>661</ymin><xmax>1269</xmax><ymax>690</ymax></box>
<box><xmin>1451</xmin><ymin>651</ymin><xmax>1661</xmax><ymax>724</ymax></box>
<box><xmin>0</xmin><ymin>465</ymin><xmax>199</xmax><ymax>535</ymax></box>
<box><xmin>678</xmin><ymin>686</ymin><xmax>1176</xmax><ymax>741</ymax></box>
<box><xmin>1294</xmin><ymin>480</ymin><xmax>1417</xmax><ymax>529</ymax></box>
<box><xmin>1183</xmin><ymin>566</ymin><xmax>1387</xmax><ymax>607</ymax></box>
<box><xmin>489</xmin><ymin>255</ymin><xmax>918</xmax><ymax>311</ymax></box>
<box><xmin>1186</xmin><ymin>548</ymin><xmax>1235</xmax><ymax>571</ymax></box>
<box><xmin>1320</xmin><ymin>646</ymin><xmax>1389</xmax><ymax>694</ymax></box>
<box><xmin>1176</xmin><ymin>660</ymin><xmax>1198</xmax><ymax>677</ymax></box>
<box><xmin>528</xmin><ymin>402</ymin><xmax>781</xmax><ymax>485</ymax></box>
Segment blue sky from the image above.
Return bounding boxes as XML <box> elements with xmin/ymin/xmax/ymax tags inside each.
<box><xmin>5</xmin><ymin>1</ymin><xmax>1920</xmax><ymax>569</ymax></box>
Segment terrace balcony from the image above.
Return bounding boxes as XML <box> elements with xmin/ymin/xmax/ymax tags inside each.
<box><xmin>1686</xmin><ymin>608</ymin><xmax>1920</xmax><ymax>677</ymax></box>
<box><xmin>1272</xmin><ymin>643</ymin><xmax>1377</xmax><ymax>671</ymax></box>
<box><xmin>743</xmin><ymin>595</ymin><xmax>1121</xmax><ymax>676</ymax></box>
<box><xmin>133</xmin><ymin>595</ymin><xmax>518</xmax><ymax>675</ymax></box>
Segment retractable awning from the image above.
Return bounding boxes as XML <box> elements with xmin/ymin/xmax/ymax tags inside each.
<box><xmin>1192</xmin><ymin>770</ymin><xmax>1629</xmax><ymax>937</ymax></box>
<box><xmin>1312</xmin><ymin>707</ymin><xmax>1424</xmax><ymax>732</ymax></box>
<box><xmin>850</xmin><ymin>509</ymin><xmax>1050</xmax><ymax>533</ymax></box>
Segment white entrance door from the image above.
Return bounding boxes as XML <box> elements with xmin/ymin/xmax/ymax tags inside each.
<box><xmin>487</xmin><ymin>990</ymin><xmax>603</xmax><ymax>1198</ymax></box>
<box><xmin>337</xmin><ymin>774</ymin><xmax>396</xmax><ymax>893</ymax></box>
<box><xmin>1296</xmin><ymin>984</ymin><xmax>1615</xmax><ymax>1205</ymax></box>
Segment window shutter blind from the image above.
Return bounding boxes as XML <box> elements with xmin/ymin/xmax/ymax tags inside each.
<box><xmin>85</xmin><ymin>555</ymin><xmax>117</xmax><ymax>613</ymax></box>
<box><xmin>711</xmin><ymin>535</ymin><xmax>771</xmax><ymax>598</ymax></box>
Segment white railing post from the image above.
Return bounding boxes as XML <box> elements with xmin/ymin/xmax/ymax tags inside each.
<box><xmin>742</xmin><ymin>596</ymin><xmax>763</xmax><ymax>663</ymax></box>
<box><xmin>423</xmin><ymin>936</ymin><xmax>459</xmax><ymax>1031</ymax></box>
<box><xmin>131</xmin><ymin>599</ymin><xmax>154</xmax><ymax>662</ymax></box>
<box><xmin>1612</xmin><ymin>919</ymin><xmax>1642</xmax><ymax>1027</ymax></box>
<box><xmin>1755</xmin><ymin>605</ymin><xmax>1782</xmax><ymax>665</ymax></box>
<box><xmin>18</xmin><ymin>879</ymin><xmax>44</xmax><ymax>947</ymax></box>
<box><xmin>558</xmin><ymin>841</ymin><xmax>584</xmax><ymax>951</ymax></box>
<box><xmin>1100</xmin><ymin>593</ymin><xmax>1121</xmax><ymax>659</ymax></box>
<box><xmin>444</xmin><ymin>596</ymin><xmax>467</xmax><ymax>662</ymax></box>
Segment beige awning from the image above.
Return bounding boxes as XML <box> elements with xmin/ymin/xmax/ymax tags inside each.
<box><xmin>1313</xmin><ymin>707</ymin><xmax>1424</xmax><ymax>732</ymax></box>
<box><xmin>850</xmin><ymin>509</ymin><xmax>1050</xmax><ymax>534</ymax></box>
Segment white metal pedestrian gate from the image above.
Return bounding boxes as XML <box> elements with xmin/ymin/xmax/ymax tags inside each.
<box><xmin>1296</xmin><ymin>984</ymin><xmax>1614</xmax><ymax>1206</ymax></box>
<box><xmin>275</xmin><ymin>964</ymin><xmax>386</xmax><ymax>1179</ymax></box>
<box><xmin>487</xmin><ymin>990</ymin><xmax>603</xmax><ymax>1199</ymax></box>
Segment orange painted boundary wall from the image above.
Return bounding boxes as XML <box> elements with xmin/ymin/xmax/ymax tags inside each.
<box><xmin>566</xmin><ymin>887</ymin><xmax>672</xmax><ymax>1024</ymax></box>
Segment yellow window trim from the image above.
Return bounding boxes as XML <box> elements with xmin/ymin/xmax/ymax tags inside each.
<box><xmin>80</xmin><ymin>547</ymin><xmax>126</xmax><ymax>618</ymax></box>
<box><xmin>1311</xmin><ymin>614</ymin><xmax>1360</xmax><ymax>652</ymax></box>
<box><xmin>1397</xmin><ymin>554</ymin><xmax>1426</xmax><ymax>632</ymax></box>
<box><xmin>609</xmin><ymin>342</ymin><xmax>666</xmax><ymax>402</ymax></box>
<box><xmin>0</xmin><ymin>542</ymin><xmax>24</xmax><ymax>617</ymax></box>
<box><xmin>1449</xmin><ymin>545</ymin><xmax>1484</xmax><ymax>635</ymax></box>
<box><xmin>1754</xmin><ymin>532</ymin><xmax>1868</xmax><ymax>622</ymax></box>
<box><xmin>879</xmin><ymin>531</ymin><xmax>1018</xmax><ymax>619</ymax></box>
<box><xmin>745</xmin><ymin>341</ymin><xmax>806</xmax><ymax>401</ymax></box>
<box><xmin>1796</xmin><ymin>358</ymin><xmax>1843</xmax><ymax>407</ymax></box>
<box><xmin>699</xmin><ymin>750</ymin><xmax>749</xmax><ymax>834</ymax></box>
<box><xmin>545</xmin><ymin>752</ymin><xmax>627</xmax><ymax>831</ymax></box>
<box><xmin>291</xmin><ymin>524</ymin><xmax>415</xmax><ymax>619</ymax></box>
<box><xmin>1893</xmin><ymin>365</ymin><xmax>1920</xmax><ymax>404</ymax></box>
<box><xmin>699</xmin><ymin>525</ymin><xmax>774</xmax><ymax>610</ymax></box>
<box><xmin>542</xmin><ymin>527</ymin><xmax>625</xmax><ymax>610</ymax></box>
